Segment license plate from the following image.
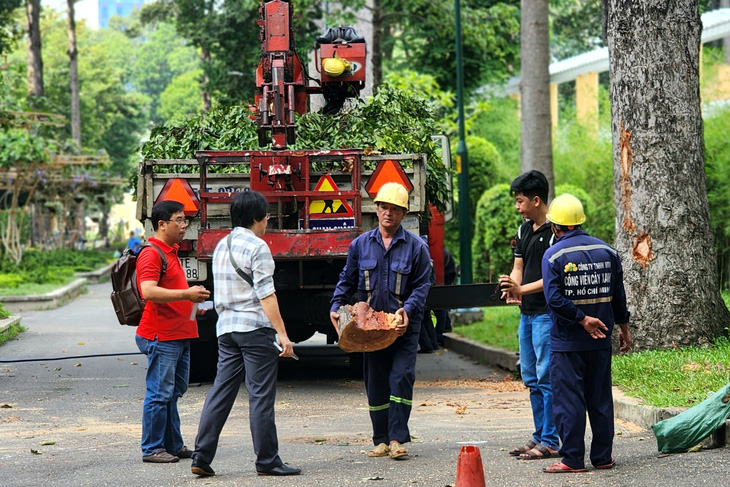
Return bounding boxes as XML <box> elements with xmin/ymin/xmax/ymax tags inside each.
<box><xmin>180</xmin><ymin>257</ymin><xmax>207</xmax><ymax>282</ymax></box>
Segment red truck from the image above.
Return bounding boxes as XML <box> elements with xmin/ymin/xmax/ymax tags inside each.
<box><xmin>134</xmin><ymin>1</ymin><xmax>475</xmax><ymax>381</ymax></box>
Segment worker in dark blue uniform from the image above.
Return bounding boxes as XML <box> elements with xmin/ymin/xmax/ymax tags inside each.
<box><xmin>540</xmin><ymin>194</ymin><xmax>631</xmax><ymax>474</ymax></box>
<box><xmin>330</xmin><ymin>182</ymin><xmax>431</xmax><ymax>460</ymax></box>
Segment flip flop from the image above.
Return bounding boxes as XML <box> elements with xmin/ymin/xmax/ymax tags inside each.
<box><xmin>543</xmin><ymin>461</ymin><xmax>588</xmax><ymax>473</ymax></box>
<box><xmin>518</xmin><ymin>444</ymin><xmax>558</xmax><ymax>460</ymax></box>
<box><xmin>368</xmin><ymin>443</ymin><xmax>390</xmax><ymax>457</ymax></box>
<box><xmin>509</xmin><ymin>439</ymin><xmax>537</xmax><ymax>456</ymax></box>
<box><xmin>595</xmin><ymin>458</ymin><xmax>616</xmax><ymax>470</ymax></box>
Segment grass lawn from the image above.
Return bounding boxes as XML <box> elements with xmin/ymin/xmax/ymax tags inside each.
<box><xmin>0</xmin><ymin>323</ymin><xmax>25</xmax><ymax>346</ymax></box>
<box><xmin>452</xmin><ymin>306</ymin><xmax>520</xmax><ymax>352</ymax></box>
<box><xmin>0</xmin><ymin>277</ymin><xmax>77</xmax><ymax>296</ymax></box>
<box><xmin>451</xmin><ymin>292</ymin><xmax>730</xmax><ymax>409</ymax></box>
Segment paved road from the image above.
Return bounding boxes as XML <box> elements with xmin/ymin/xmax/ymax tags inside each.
<box><xmin>0</xmin><ymin>282</ymin><xmax>728</xmax><ymax>486</ymax></box>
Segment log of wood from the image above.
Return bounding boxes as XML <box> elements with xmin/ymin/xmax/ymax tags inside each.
<box><xmin>337</xmin><ymin>301</ymin><xmax>402</xmax><ymax>353</ymax></box>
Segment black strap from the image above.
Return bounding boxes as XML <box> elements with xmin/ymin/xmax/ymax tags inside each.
<box><xmin>226</xmin><ymin>234</ymin><xmax>254</xmax><ymax>287</ymax></box>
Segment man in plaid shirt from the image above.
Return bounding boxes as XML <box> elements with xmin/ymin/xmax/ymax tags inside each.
<box><xmin>191</xmin><ymin>190</ymin><xmax>300</xmax><ymax>478</ymax></box>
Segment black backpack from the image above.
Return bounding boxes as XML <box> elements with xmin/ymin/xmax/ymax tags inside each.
<box><xmin>110</xmin><ymin>244</ymin><xmax>168</xmax><ymax>326</ymax></box>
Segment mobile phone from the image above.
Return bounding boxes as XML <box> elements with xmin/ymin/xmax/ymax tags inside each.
<box><xmin>273</xmin><ymin>340</ymin><xmax>299</xmax><ymax>360</ymax></box>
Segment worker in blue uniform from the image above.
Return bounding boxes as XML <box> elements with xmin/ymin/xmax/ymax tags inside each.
<box><xmin>540</xmin><ymin>194</ymin><xmax>631</xmax><ymax>474</ymax></box>
<box><xmin>330</xmin><ymin>182</ymin><xmax>431</xmax><ymax>460</ymax></box>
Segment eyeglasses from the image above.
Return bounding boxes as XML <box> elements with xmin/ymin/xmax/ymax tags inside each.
<box><xmin>166</xmin><ymin>217</ymin><xmax>189</xmax><ymax>227</ymax></box>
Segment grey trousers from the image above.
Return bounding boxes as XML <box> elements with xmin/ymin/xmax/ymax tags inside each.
<box><xmin>193</xmin><ymin>328</ymin><xmax>283</xmax><ymax>471</ymax></box>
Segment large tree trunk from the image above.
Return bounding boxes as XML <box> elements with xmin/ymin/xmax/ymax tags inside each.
<box><xmin>607</xmin><ymin>0</ymin><xmax>730</xmax><ymax>350</ymax></box>
<box><xmin>519</xmin><ymin>0</ymin><xmax>554</xmax><ymax>200</ymax></box>
<box><xmin>25</xmin><ymin>0</ymin><xmax>43</xmax><ymax>100</ymax></box>
<box><xmin>67</xmin><ymin>0</ymin><xmax>81</xmax><ymax>146</ymax></box>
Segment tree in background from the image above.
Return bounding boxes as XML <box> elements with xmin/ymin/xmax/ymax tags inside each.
<box><xmin>66</xmin><ymin>0</ymin><xmax>80</xmax><ymax>146</ymax></box>
<box><xmin>377</xmin><ymin>0</ymin><xmax>519</xmax><ymax>92</ymax></box>
<box><xmin>607</xmin><ymin>0</ymin><xmax>730</xmax><ymax>349</ymax></box>
<box><xmin>129</xmin><ymin>21</ymin><xmax>198</xmax><ymax>124</ymax></box>
<box><xmin>24</xmin><ymin>0</ymin><xmax>42</xmax><ymax>101</ymax></box>
<box><xmin>519</xmin><ymin>0</ymin><xmax>554</xmax><ymax>200</ymax></box>
<box><xmin>0</xmin><ymin>0</ymin><xmax>21</xmax><ymax>56</ymax></box>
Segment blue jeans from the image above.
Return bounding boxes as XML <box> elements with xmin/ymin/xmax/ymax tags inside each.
<box><xmin>135</xmin><ymin>335</ymin><xmax>190</xmax><ymax>457</ymax></box>
<box><xmin>519</xmin><ymin>313</ymin><xmax>559</xmax><ymax>449</ymax></box>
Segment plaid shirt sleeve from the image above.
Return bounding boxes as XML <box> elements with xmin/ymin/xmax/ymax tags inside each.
<box><xmin>251</xmin><ymin>241</ymin><xmax>276</xmax><ymax>300</ymax></box>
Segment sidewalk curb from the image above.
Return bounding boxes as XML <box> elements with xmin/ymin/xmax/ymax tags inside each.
<box><xmin>0</xmin><ymin>278</ymin><xmax>88</xmax><ymax>313</ymax></box>
<box><xmin>443</xmin><ymin>332</ymin><xmax>702</xmax><ymax>433</ymax></box>
<box><xmin>0</xmin><ymin>315</ymin><xmax>21</xmax><ymax>334</ymax></box>
<box><xmin>76</xmin><ymin>262</ymin><xmax>114</xmax><ymax>283</ymax></box>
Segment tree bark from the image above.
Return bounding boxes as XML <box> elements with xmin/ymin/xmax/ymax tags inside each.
<box><xmin>67</xmin><ymin>0</ymin><xmax>81</xmax><ymax>146</ymax></box>
<box><xmin>607</xmin><ymin>0</ymin><xmax>730</xmax><ymax>350</ymax></box>
<box><xmin>25</xmin><ymin>0</ymin><xmax>43</xmax><ymax>100</ymax></box>
<box><xmin>201</xmin><ymin>45</ymin><xmax>211</xmax><ymax>112</ymax></box>
<box><xmin>519</xmin><ymin>0</ymin><xmax>554</xmax><ymax>200</ymax></box>
<box><xmin>371</xmin><ymin>0</ymin><xmax>382</xmax><ymax>90</ymax></box>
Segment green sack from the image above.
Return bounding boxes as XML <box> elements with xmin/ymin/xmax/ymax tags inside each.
<box><xmin>652</xmin><ymin>383</ymin><xmax>730</xmax><ymax>453</ymax></box>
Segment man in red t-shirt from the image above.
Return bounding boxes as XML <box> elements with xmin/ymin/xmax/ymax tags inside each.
<box><xmin>135</xmin><ymin>200</ymin><xmax>210</xmax><ymax>463</ymax></box>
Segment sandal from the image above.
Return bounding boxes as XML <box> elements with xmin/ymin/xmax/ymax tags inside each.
<box><xmin>543</xmin><ymin>461</ymin><xmax>588</xmax><ymax>473</ymax></box>
<box><xmin>368</xmin><ymin>443</ymin><xmax>390</xmax><ymax>457</ymax></box>
<box><xmin>389</xmin><ymin>441</ymin><xmax>408</xmax><ymax>459</ymax></box>
<box><xmin>595</xmin><ymin>458</ymin><xmax>616</xmax><ymax>470</ymax></box>
<box><xmin>508</xmin><ymin>439</ymin><xmax>536</xmax><ymax>456</ymax></box>
<box><xmin>518</xmin><ymin>444</ymin><xmax>558</xmax><ymax>460</ymax></box>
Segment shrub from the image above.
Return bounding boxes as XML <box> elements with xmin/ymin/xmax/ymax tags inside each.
<box><xmin>472</xmin><ymin>183</ymin><xmax>523</xmax><ymax>282</ymax></box>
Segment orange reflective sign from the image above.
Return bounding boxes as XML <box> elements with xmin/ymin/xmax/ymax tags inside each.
<box><xmin>364</xmin><ymin>159</ymin><xmax>414</xmax><ymax>197</ymax></box>
<box><xmin>309</xmin><ymin>174</ymin><xmax>354</xmax><ymax>218</ymax></box>
<box><xmin>155</xmin><ymin>178</ymin><xmax>200</xmax><ymax>216</ymax></box>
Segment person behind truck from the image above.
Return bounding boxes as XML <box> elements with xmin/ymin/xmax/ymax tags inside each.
<box><xmin>433</xmin><ymin>248</ymin><xmax>457</xmax><ymax>346</ymax></box>
<box><xmin>541</xmin><ymin>194</ymin><xmax>631</xmax><ymax>473</ymax></box>
<box><xmin>498</xmin><ymin>170</ymin><xmax>560</xmax><ymax>460</ymax></box>
<box><xmin>127</xmin><ymin>231</ymin><xmax>143</xmax><ymax>254</ymax></box>
<box><xmin>135</xmin><ymin>200</ymin><xmax>211</xmax><ymax>463</ymax></box>
<box><xmin>191</xmin><ymin>190</ymin><xmax>300</xmax><ymax>478</ymax></box>
<box><xmin>330</xmin><ymin>182</ymin><xmax>431</xmax><ymax>460</ymax></box>
<box><xmin>417</xmin><ymin>235</ymin><xmax>439</xmax><ymax>353</ymax></box>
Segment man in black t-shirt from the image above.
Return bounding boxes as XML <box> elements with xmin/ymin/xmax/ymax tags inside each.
<box><xmin>498</xmin><ymin>171</ymin><xmax>559</xmax><ymax>460</ymax></box>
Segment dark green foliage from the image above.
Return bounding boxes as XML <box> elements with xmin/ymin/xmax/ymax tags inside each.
<box><xmin>452</xmin><ymin>136</ymin><xmax>500</xmax><ymax>217</ymax></box>
<box><xmin>471</xmin><ymin>183</ymin><xmax>522</xmax><ymax>283</ymax></box>
<box><xmin>0</xmin><ymin>249</ymin><xmax>115</xmax><ymax>287</ymax></box>
<box><xmin>381</xmin><ymin>0</ymin><xmax>520</xmax><ymax>91</ymax></box>
<box><xmin>550</xmin><ymin>0</ymin><xmax>604</xmax><ymax>60</ymax></box>
<box><xmin>0</xmin><ymin>0</ymin><xmax>21</xmax><ymax>56</ymax></box>
<box><xmin>139</xmin><ymin>85</ymin><xmax>449</xmax><ymax>210</ymax></box>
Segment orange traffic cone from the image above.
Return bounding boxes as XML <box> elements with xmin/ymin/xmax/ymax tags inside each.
<box><xmin>455</xmin><ymin>445</ymin><xmax>486</xmax><ymax>487</ymax></box>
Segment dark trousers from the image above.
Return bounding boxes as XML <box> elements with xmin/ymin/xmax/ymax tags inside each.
<box><xmin>363</xmin><ymin>327</ymin><xmax>420</xmax><ymax>445</ymax></box>
<box><xmin>434</xmin><ymin>309</ymin><xmax>451</xmax><ymax>343</ymax></box>
<box><xmin>550</xmin><ymin>348</ymin><xmax>614</xmax><ymax>469</ymax></box>
<box><xmin>193</xmin><ymin>328</ymin><xmax>283</xmax><ymax>471</ymax></box>
<box><xmin>418</xmin><ymin>309</ymin><xmax>439</xmax><ymax>352</ymax></box>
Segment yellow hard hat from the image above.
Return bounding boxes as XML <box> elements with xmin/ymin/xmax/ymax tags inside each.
<box><xmin>547</xmin><ymin>193</ymin><xmax>586</xmax><ymax>226</ymax></box>
<box><xmin>322</xmin><ymin>55</ymin><xmax>351</xmax><ymax>77</ymax></box>
<box><xmin>373</xmin><ymin>182</ymin><xmax>409</xmax><ymax>210</ymax></box>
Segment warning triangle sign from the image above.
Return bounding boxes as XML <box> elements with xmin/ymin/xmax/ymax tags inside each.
<box><xmin>155</xmin><ymin>178</ymin><xmax>200</xmax><ymax>216</ymax></box>
<box><xmin>365</xmin><ymin>159</ymin><xmax>414</xmax><ymax>197</ymax></box>
<box><xmin>309</xmin><ymin>174</ymin><xmax>354</xmax><ymax>218</ymax></box>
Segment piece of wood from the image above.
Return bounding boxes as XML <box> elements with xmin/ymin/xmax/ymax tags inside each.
<box><xmin>337</xmin><ymin>302</ymin><xmax>401</xmax><ymax>353</ymax></box>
